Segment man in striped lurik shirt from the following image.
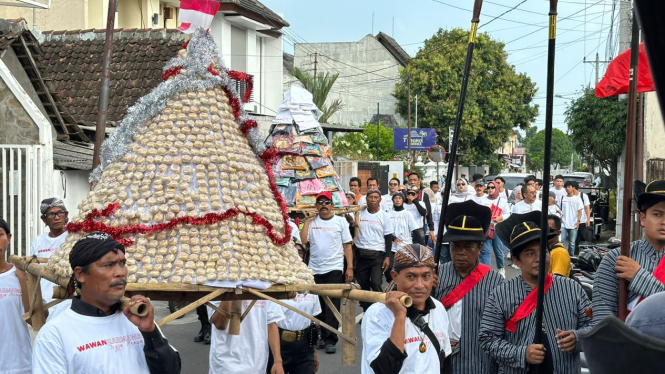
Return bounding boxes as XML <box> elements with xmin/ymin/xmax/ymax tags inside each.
<box><xmin>479</xmin><ymin>212</ymin><xmax>592</xmax><ymax>374</ymax></box>
<box><xmin>436</xmin><ymin>200</ymin><xmax>504</xmax><ymax>374</ymax></box>
<box><xmin>593</xmin><ymin>179</ymin><xmax>665</xmax><ymax>322</ymax></box>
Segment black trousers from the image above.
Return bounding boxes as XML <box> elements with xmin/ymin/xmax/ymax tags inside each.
<box><xmin>314</xmin><ymin>270</ymin><xmax>343</xmax><ymax>345</ymax></box>
<box><xmin>411</xmin><ymin>228</ymin><xmax>427</xmax><ymax>245</ymax></box>
<box><xmin>383</xmin><ymin>250</ymin><xmax>395</xmax><ymax>283</ymax></box>
<box><xmin>578</xmin><ymin>222</ymin><xmax>593</xmax><ymax>242</ymax></box>
<box><xmin>354</xmin><ymin>247</ymin><xmax>385</xmax><ymax>311</ymax></box>
<box><xmin>196</xmin><ymin>305</ymin><xmax>208</xmax><ymax>325</ymax></box>
<box><xmin>267</xmin><ymin>332</ymin><xmax>315</xmax><ymax>374</ymax></box>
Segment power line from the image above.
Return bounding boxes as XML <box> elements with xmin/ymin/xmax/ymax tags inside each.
<box><xmin>481</xmin><ymin>0</ymin><xmax>529</xmax><ymax>29</ymax></box>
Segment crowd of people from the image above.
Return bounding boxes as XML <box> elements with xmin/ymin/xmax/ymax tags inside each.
<box><xmin>2</xmin><ymin>175</ymin><xmax>664</xmax><ymax>374</ymax></box>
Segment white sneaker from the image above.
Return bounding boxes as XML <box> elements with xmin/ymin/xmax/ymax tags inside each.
<box><xmin>511</xmin><ymin>264</ymin><xmax>520</xmax><ymax>270</ymax></box>
<box><xmin>498</xmin><ymin>268</ymin><xmax>506</xmax><ymax>278</ymax></box>
<box><xmin>505</xmin><ymin>253</ymin><xmax>511</xmax><ymax>259</ymax></box>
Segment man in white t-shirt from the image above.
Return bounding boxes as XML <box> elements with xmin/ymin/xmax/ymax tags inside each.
<box><xmin>362</xmin><ymin>244</ymin><xmax>452</xmax><ymax>373</ymax></box>
<box><xmin>381</xmin><ymin>177</ymin><xmax>401</xmax><ymax>211</ymax></box>
<box><xmin>552</xmin><ymin>175</ymin><xmax>566</xmax><ymax>200</ymax></box>
<box><xmin>511</xmin><ymin>184</ymin><xmax>541</xmax><ymax>214</ymax></box>
<box><xmin>573</xmin><ymin>182</ymin><xmax>592</xmax><ymax>242</ymax></box>
<box><xmin>30</xmin><ymin>197</ymin><xmax>69</xmax><ymax>304</ymax></box>
<box><xmin>209</xmin><ymin>299</ymin><xmax>285</xmax><ymax>374</ymax></box>
<box><xmin>355</xmin><ymin>189</ymin><xmax>395</xmax><ymax>312</ymax></box>
<box><xmin>470</xmin><ymin>180</ymin><xmax>491</xmax><ymax>207</ymax></box>
<box><xmin>358</xmin><ymin>178</ymin><xmax>380</xmax><ymax>207</ymax></box>
<box><xmin>301</xmin><ymin>191</ymin><xmax>353</xmax><ymax>354</ymax></box>
<box><xmin>32</xmin><ymin>233</ymin><xmax>181</xmax><ymax>374</ymax></box>
<box><xmin>559</xmin><ymin>181</ymin><xmax>584</xmax><ymax>256</ymax></box>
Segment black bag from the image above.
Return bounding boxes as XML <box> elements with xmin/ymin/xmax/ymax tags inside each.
<box><xmin>355</xmin><ymin>245</ymin><xmax>383</xmax><ymax>260</ymax></box>
<box><xmin>410</xmin><ymin>313</ymin><xmax>452</xmax><ymax>374</ymax></box>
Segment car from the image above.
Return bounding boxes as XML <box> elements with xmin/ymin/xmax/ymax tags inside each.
<box><xmin>484</xmin><ymin>174</ymin><xmax>498</xmax><ymax>184</ymax></box>
<box><xmin>563</xmin><ymin>173</ymin><xmax>592</xmax><ymax>187</ymax></box>
<box><xmin>496</xmin><ymin>173</ymin><xmax>533</xmax><ymax>191</ymax></box>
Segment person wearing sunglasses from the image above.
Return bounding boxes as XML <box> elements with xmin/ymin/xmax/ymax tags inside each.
<box><xmin>405</xmin><ymin>186</ymin><xmax>429</xmax><ymax>246</ymax></box>
<box><xmin>450</xmin><ymin>178</ymin><xmax>472</xmax><ymax>204</ymax></box>
<box><xmin>300</xmin><ymin>192</ymin><xmax>354</xmax><ymax>354</ymax></box>
<box><xmin>382</xmin><ymin>178</ymin><xmax>401</xmax><ymax>212</ymax></box>
<box><xmin>29</xmin><ymin>197</ymin><xmax>69</xmax><ymax>304</ymax></box>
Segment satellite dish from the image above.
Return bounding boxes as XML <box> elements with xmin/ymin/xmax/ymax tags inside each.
<box><xmin>428</xmin><ymin>145</ymin><xmax>446</xmax><ymax>163</ymax></box>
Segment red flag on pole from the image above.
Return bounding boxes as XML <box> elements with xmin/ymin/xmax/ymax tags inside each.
<box><xmin>177</xmin><ymin>0</ymin><xmax>220</xmax><ymax>34</ymax></box>
<box><xmin>595</xmin><ymin>43</ymin><xmax>655</xmax><ymax>98</ymax></box>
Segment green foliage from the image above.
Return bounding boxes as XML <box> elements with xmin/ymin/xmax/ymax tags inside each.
<box><xmin>517</xmin><ymin>126</ymin><xmax>538</xmax><ymax>147</ymax></box>
<box><xmin>394</xmin><ymin>28</ymin><xmax>539</xmax><ymax>166</ymax></box>
<box><xmin>565</xmin><ymin>88</ymin><xmax>627</xmax><ymax>189</ymax></box>
<box><xmin>333</xmin><ymin>122</ymin><xmax>397</xmax><ymax>161</ymax></box>
<box><xmin>290</xmin><ymin>67</ymin><xmax>344</xmax><ymax>123</ymax></box>
<box><xmin>526</xmin><ymin>128</ymin><xmax>573</xmax><ymax>171</ymax></box>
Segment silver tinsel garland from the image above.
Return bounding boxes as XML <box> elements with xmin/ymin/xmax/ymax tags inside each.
<box><xmin>91</xmin><ymin>28</ymin><xmax>264</xmax><ymax>182</ymax></box>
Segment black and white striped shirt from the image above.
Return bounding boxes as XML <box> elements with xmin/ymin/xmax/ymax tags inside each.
<box><xmin>592</xmin><ymin>238</ymin><xmax>665</xmax><ymax>323</ymax></box>
<box><xmin>478</xmin><ymin>275</ymin><xmax>592</xmax><ymax>374</ymax></box>
<box><xmin>436</xmin><ymin>262</ymin><xmax>504</xmax><ymax>374</ymax></box>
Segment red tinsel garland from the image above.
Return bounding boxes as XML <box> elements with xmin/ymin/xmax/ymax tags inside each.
<box><xmin>226</xmin><ymin>69</ymin><xmax>254</xmax><ymax>104</ymax></box>
<box><xmin>66</xmin><ymin>202</ymin><xmax>292</xmax><ymax>247</ymax></box>
<box><xmin>161</xmin><ymin>66</ymin><xmax>183</xmax><ymax>81</ymax></box>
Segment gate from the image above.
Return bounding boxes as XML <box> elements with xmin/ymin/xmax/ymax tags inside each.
<box><xmin>0</xmin><ymin>145</ymin><xmax>45</xmax><ymax>257</ymax></box>
<box><xmin>647</xmin><ymin>159</ymin><xmax>665</xmax><ymax>182</ymax></box>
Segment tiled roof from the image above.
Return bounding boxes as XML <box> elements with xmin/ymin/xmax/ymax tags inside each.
<box><xmin>38</xmin><ymin>28</ymin><xmax>190</xmax><ymax>127</ymax></box>
<box><xmin>0</xmin><ymin>18</ymin><xmax>88</xmax><ymax>143</ymax></box>
<box><xmin>283</xmin><ymin>52</ymin><xmax>294</xmax><ymax>72</ymax></box>
<box><xmin>222</xmin><ymin>0</ymin><xmax>289</xmax><ymax>28</ymax></box>
<box><xmin>375</xmin><ymin>32</ymin><xmax>410</xmax><ymax>67</ymax></box>
<box><xmin>369</xmin><ymin>114</ymin><xmax>400</xmax><ymax>128</ymax></box>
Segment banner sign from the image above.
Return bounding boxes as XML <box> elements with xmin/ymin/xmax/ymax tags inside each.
<box><xmin>512</xmin><ymin>147</ymin><xmax>526</xmax><ymax>155</ymax></box>
<box><xmin>393</xmin><ymin>128</ymin><xmax>437</xmax><ymax>151</ymax></box>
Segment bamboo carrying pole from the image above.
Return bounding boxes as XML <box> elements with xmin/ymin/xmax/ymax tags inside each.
<box><xmin>310</xmin><ymin>288</ymin><xmax>412</xmax><ymax>308</ymax></box>
<box><xmin>9</xmin><ymin>255</ymin><xmax>148</xmax><ymax>317</ymax></box>
<box><xmin>434</xmin><ymin>0</ymin><xmax>484</xmax><ymax>266</ymax></box>
<box><xmin>618</xmin><ymin>13</ymin><xmax>641</xmax><ymax>322</ymax></box>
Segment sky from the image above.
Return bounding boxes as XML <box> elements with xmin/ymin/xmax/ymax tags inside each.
<box><xmin>261</xmin><ymin>0</ymin><xmax>626</xmax><ymax>136</ymax></box>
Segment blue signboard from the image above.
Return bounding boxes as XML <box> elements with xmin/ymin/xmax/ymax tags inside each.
<box><xmin>393</xmin><ymin>128</ymin><xmax>437</xmax><ymax>151</ymax></box>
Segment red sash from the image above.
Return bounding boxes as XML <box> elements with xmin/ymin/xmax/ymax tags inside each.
<box><xmin>441</xmin><ymin>264</ymin><xmax>491</xmax><ymax>309</ymax></box>
<box><xmin>505</xmin><ymin>274</ymin><xmax>553</xmax><ymax>333</ymax></box>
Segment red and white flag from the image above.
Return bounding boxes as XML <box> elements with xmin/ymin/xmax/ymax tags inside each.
<box><xmin>177</xmin><ymin>0</ymin><xmax>220</xmax><ymax>34</ymax></box>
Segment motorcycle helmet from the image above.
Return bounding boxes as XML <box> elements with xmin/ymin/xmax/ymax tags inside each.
<box><xmin>578</xmin><ymin>250</ymin><xmax>602</xmax><ymax>272</ymax></box>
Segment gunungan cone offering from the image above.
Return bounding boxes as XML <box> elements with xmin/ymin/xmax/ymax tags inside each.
<box><xmin>45</xmin><ymin>29</ymin><xmax>314</xmax><ymax>287</ymax></box>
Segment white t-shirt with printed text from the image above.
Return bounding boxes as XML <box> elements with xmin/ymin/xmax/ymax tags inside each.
<box><xmin>560</xmin><ymin>195</ymin><xmax>584</xmax><ymax>229</ymax></box>
<box><xmin>32</xmin><ymin>308</ymin><xmax>151</xmax><ymax>374</ymax></box>
<box><xmin>511</xmin><ymin>200</ymin><xmax>542</xmax><ymax>214</ymax></box>
<box><xmin>361</xmin><ymin>297</ymin><xmax>452</xmax><ymax>374</ymax></box>
<box><xmin>30</xmin><ymin>231</ymin><xmax>68</xmax><ymax>303</ymax></box>
<box><xmin>355</xmin><ymin>209</ymin><xmax>394</xmax><ymax>252</ymax></box>
<box><xmin>208</xmin><ymin>300</ymin><xmax>285</xmax><ymax>374</ymax></box>
<box><xmin>277</xmin><ymin>293</ymin><xmax>322</xmax><ymax>332</ymax></box>
<box><xmin>0</xmin><ymin>266</ymin><xmax>32</xmax><ymax>374</ymax></box>
<box><xmin>388</xmin><ymin>209</ymin><xmax>419</xmax><ymax>248</ymax></box>
<box><xmin>404</xmin><ymin>201</ymin><xmax>427</xmax><ymax>230</ymax></box>
<box><xmin>307</xmin><ymin>215</ymin><xmax>353</xmax><ymax>275</ymax></box>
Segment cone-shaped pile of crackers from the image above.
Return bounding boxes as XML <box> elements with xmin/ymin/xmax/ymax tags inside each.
<box><xmin>45</xmin><ymin>29</ymin><xmax>314</xmax><ymax>286</ymax></box>
<box><xmin>267</xmin><ymin>85</ymin><xmax>349</xmax><ymax>208</ymax></box>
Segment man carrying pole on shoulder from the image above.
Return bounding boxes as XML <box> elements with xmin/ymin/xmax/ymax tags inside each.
<box><xmin>362</xmin><ymin>244</ymin><xmax>452</xmax><ymax>374</ymax></box>
<box><xmin>435</xmin><ymin>200</ymin><xmax>504</xmax><ymax>374</ymax></box>
<box><xmin>593</xmin><ymin>180</ymin><xmax>665</xmax><ymax>322</ymax></box>
<box><xmin>478</xmin><ymin>212</ymin><xmax>592</xmax><ymax>374</ymax></box>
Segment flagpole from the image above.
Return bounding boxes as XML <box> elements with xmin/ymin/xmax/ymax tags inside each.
<box><xmin>433</xmin><ymin>0</ymin><xmax>484</xmax><ymax>267</ymax></box>
<box><xmin>533</xmin><ymin>1</ymin><xmax>558</xmax><ymax>372</ymax></box>
<box><xmin>91</xmin><ymin>0</ymin><xmax>117</xmax><ymax>175</ymax></box>
<box><xmin>618</xmin><ymin>12</ymin><xmax>640</xmax><ymax>322</ymax></box>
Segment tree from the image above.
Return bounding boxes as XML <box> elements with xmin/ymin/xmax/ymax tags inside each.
<box><xmin>332</xmin><ymin>121</ymin><xmax>398</xmax><ymax>161</ymax></box>
<box><xmin>290</xmin><ymin>67</ymin><xmax>343</xmax><ymax>123</ymax></box>
<box><xmin>517</xmin><ymin>126</ymin><xmax>538</xmax><ymax>147</ymax></box>
<box><xmin>564</xmin><ymin>88</ymin><xmax>627</xmax><ymax>189</ymax></box>
<box><xmin>526</xmin><ymin>128</ymin><xmax>573</xmax><ymax>171</ymax></box>
<box><xmin>394</xmin><ymin>29</ymin><xmax>539</xmax><ymax>166</ymax></box>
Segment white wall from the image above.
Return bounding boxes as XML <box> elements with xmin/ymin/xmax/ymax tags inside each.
<box><xmin>51</xmin><ymin>170</ymin><xmax>91</xmax><ymax>221</ymax></box>
<box><xmin>644</xmin><ymin>92</ymin><xmax>665</xmax><ymax>167</ymax></box>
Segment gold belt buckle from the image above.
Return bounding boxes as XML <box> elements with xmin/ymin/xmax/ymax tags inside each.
<box><xmin>450</xmin><ymin>340</ymin><xmax>459</xmax><ymax>350</ymax></box>
<box><xmin>282</xmin><ymin>330</ymin><xmax>296</xmax><ymax>342</ymax></box>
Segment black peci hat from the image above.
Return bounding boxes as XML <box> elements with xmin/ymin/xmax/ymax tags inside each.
<box><xmin>440</xmin><ymin>200</ymin><xmax>492</xmax><ymax>243</ymax></box>
<box><xmin>635</xmin><ymin>180</ymin><xmax>665</xmax><ymax>212</ymax></box>
<box><xmin>495</xmin><ymin>211</ymin><xmax>558</xmax><ymax>258</ymax></box>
